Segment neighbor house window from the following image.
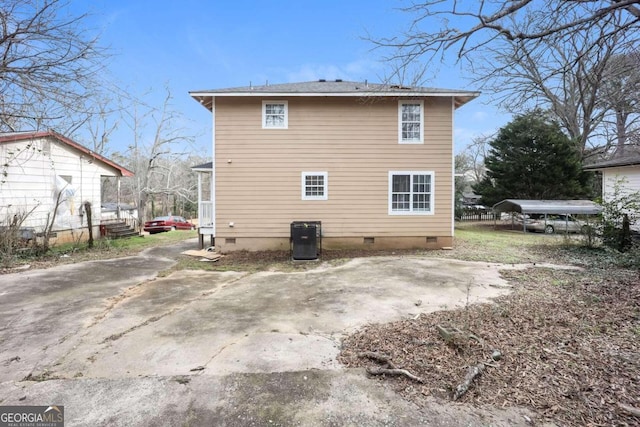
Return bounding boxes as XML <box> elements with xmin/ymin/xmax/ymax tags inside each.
<box><xmin>302</xmin><ymin>172</ymin><xmax>328</xmax><ymax>200</ymax></box>
<box><xmin>398</xmin><ymin>101</ymin><xmax>424</xmax><ymax>143</ymax></box>
<box><xmin>263</xmin><ymin>101</ymin><xmax>288</xmax><ymax>129</ymax></box>
<box><xmin>388</xmin><ymin>171</ymin><xmax>434</xmax><ymax>215</ymax></box>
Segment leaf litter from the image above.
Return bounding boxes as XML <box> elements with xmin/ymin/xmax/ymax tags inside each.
<box><xmin>338</xmin><ymin>267</ymin><xmax>640</xmax><ymax>426</ymax></box>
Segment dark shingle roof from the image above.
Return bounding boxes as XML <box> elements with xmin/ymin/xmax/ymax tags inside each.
<box><xmin>583</xmin><ymin>154</ymin><xmax>640</xmax><ymax>170</ymax></box>
<box><xmin>190</xmin><ymin>80</ymin><xmax>480</xmax><ymax>109</ymax></box>
<box><xmin>192</xmin><ymin>161</ymin><xmax>212</xmax><ymax>170</ymax></box>
<box><xmin>192</xmin><ymin>80</ymin><xmax>471</xmax><ymax>95</ymax></box>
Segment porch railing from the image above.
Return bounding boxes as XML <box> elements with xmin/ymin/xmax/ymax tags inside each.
<box><xmin>198</xmin><ymin>201</ymin><xmax>214</xmax><ymax>227</ymax></box>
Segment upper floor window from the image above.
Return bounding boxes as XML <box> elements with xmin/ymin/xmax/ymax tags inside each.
<box><xmin>263</xmin><ymin>101</ymin><xmax>288</xmax><ymax>129</ymax></box>
<box><xmin>302</xmin><ymin>172</ymin><xmax>328</xmax><ymax>200</ymax></box>
<box><xmin>388</xmin><ymin>171</ymin><xmax>434</xmax><ymax>215</ymax></box>
<box><xmin>398</xmin><ymin>101</ymin><xmax>423</xmax><ymax>143</ymax></box>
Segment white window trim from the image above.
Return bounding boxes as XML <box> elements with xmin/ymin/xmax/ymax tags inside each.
<box><xmin>388</xmin><ymin>171</ymin><xmax>435</xmax><ymax>215</ymax></box>
<box><xmin>398</xmin><ymin>100</ymin><xmax>424</xmax><ymax>144</ymax></box>
<box><xmin>301</xmin><ymin>171</ymin><xmax>328</xmax><ymax>201</ymax></box>
<box><xmin>262</xmin><ymin>100</ymin><xmax>288</xmax><ymax>129</ymax></box>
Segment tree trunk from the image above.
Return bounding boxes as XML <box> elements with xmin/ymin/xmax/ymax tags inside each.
<box><xmin>84</xmin><ymin>201</ymin><xmax>93</xmax><ymax>248</ymax></box>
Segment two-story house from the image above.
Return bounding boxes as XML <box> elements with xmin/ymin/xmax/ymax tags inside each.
<box><xmin>190</xmin><ymin>80</ymin><xmax>479</xmax><ymax>252</ymax></box>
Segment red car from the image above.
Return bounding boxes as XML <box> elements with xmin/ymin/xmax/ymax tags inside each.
<box><xmin>143</xmin><ymin>215</ymin><xmax>195</xmax><ymax>234</ymax></box>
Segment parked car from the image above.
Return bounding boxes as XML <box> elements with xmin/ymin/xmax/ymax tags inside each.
<box><xmin>517</xmin><ymin>214</ymin><xmax>588</xmax><ymax>234</ymax></box>
<box><xmin>143</xmin><ymin>216</ymin><xmax>195</xmax><ymax>234</ymax></box>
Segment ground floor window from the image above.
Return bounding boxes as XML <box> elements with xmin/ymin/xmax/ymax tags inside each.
<box><xmin>388</xmin><ymin>171</ymin><xmax>434</xmax><ymax>215</ymax></box>
<box><xmin>302</xmin><ymin>171</ymin><xmax>328</xmax><ymax>200</ymax></box>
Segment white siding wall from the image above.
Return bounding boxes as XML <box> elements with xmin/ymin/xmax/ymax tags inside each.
<box><xmin>603</xmin><ymin>166</ymin><xmax>640</xmax><ymax>231</ymax></box>
<box><xmin>603</xmin><ymin>166</ymin><xmax>640</xmax><ymax>201</ymax></box>
<box><xmin>0</xmin><ymin>136</ymin><xmax>119</xmax><ymax>233</ymax></box>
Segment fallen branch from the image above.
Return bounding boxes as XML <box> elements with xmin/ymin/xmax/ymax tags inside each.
<box><xmin>358</xmin><ymin>351</ymin><xmax>424</xmax><ymax>383</ymax></box>
<box><xmin>454</xmin><ymin>362</ymin><xmax>485</xmax><ymax>400</ymax></box>
<box><xmin>618</xmin><ymin>403</ymin><xmax>640</xmax><ymax>417</ymax></box>
<box><xmin>366</xmin><ymin>366</ymin><xmax>424</xmax><ymax>383</ymax></box>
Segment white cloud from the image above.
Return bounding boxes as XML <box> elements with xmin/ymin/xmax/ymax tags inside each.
<box><xmin>471</xmin><ymin>111</ymin><xmax>488</xmax><ymax>122</ymax></box>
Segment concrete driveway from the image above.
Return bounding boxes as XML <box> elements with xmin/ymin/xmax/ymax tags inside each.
<box><xmin>0</xmin><ymin>239</ymin><xmax>538</xmax><ymax>426</ymax></box>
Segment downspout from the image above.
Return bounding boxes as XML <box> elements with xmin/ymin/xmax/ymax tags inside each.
<box><xmin>211</xmin><ymin>96</ymin><xmax>216</xmax><ymax>237</ymax></box>
<box><xmin>451</xmin><ymin>96</ymin><xmax>455</xmax><ymax>238</ymax></box>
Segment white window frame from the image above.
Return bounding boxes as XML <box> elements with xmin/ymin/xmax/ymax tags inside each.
<box><xmin>301</xmin><ymin>171</ymin><xmax>328</xmax><ymax>201</ymax></box>
<box><xmin>262</xmin><ymin>100</ymin><xmax>288</xmax><ymax>129</ymax></box>
<box><xmin>398</xmin><ymin>100</ymin><xmax>424</xmax><ymax>144</ymax></box>
<box><xmin>388</xmin><ymin>171</ymin><xmax>434</xmax><ymax>215</ymax></box>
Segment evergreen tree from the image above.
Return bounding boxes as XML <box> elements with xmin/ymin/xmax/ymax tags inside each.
<box><xmin>474</xmin><ymin>111</ymin><xmax>592</xmax><ymax>207</ymax></box>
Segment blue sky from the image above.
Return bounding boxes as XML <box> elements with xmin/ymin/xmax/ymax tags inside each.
<box><xmin>82</xmin><ymin>0</ymin><xmax>510</xmax><ymax>155</ymax></box>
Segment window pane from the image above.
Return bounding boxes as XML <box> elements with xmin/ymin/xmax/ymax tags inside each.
<box><xmin>266</xmin><ymin>115</ymin><xmax>284</xmax><ymax>126</ymax></box>
<box><xmin>413</xmin><ymin>194</ymin><xmax>430</xmax><ymax>211</ymax></box>
<box><xmin>266</xmin><ymin>104</ymin><xmax>284</xmax><ymax>114</ymax></box>
<box><xmin>305</xmin><ymin>175</ymin><xmax>325</xmax><ymax>197</ymax></box>
<box><xmin>402</xmin><ymin>123</ymin><xmax>420</xmax><ymax>141</ymax></box>
<box><xmin>413</xmin><ymin>174</ymin><xmax>430</xmax><ymax>193</ymax></box>
<box><xmin>402</xmin><ymin>104</ymin><xmax>420</xmax><ymax>121</ymax></box>
<box><xmin>392</xmin><ymin>194</ymin><xmax>410</xmax><ymax>211</ymax></box>
<box><xmin>392</xmin><ymin>175</ymin><xmax>410</xmax><ymax>192</ymax></box>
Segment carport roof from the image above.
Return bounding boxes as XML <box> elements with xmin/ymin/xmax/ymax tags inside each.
<box><xmin>493</xmin><ymin>199</ymin><xmax>602</xmax><ymax>215</ymax></box>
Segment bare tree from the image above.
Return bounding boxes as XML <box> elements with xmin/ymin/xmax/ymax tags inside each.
<box><xmin>81</xmin><ymin>87</ymin><xmax>129</xmax><ymax>156</ymax></box>
<box><xmin>470</xmin><ymin>22</ymin><xmax>622</xmax><ymax>157</ymax></box>
<box><xmin>375</xmin><ymin>1</ymin><xmax>640</xmax><ymax>159</ymax></box>
<box><xmin>377</xmin><ymin>1</ymin><xmax>640</xmax><ymax>66</ymax></box>
<box><xmin>463</xmin><ymin>134</ymin><xmax>490</xmax><ymax>183</ymax></box>
<box><xmin>120</xmin><ymin>87</ymin><xmax>196</xmax><ymax>223</ymax></box>
<box><xmin>0</xmin><ymin>0</ymin><xmax>106</xmax><ymax>131</ymax></box>
<box><xmin>599</xmin><ymin>52</ymin><xmax>640</xmax><ymax>156</ymax></box>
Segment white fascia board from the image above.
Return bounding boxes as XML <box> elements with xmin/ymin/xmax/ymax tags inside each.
<box><xmin>189</xmin><ymin>91</ymin><xmax>480</xmax><ymax>98</ymax></box>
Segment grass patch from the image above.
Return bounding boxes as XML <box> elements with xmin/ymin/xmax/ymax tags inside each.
<box><xmin>420</xmin><ymin>222</ymin><xmax>578</xmax><ymax>264</ymax></box>
<box><xmin>3</xmin><ymin>230</ymin><xmax>198</xmax><ymax>271</ymax></box>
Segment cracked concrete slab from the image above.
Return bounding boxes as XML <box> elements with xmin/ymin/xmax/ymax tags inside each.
<box><xmin>0</xmin><ymin>241</ymin><xmax>548</xmax><ymax>426</ymax></box>
<box><xmin>0</xmin><ymin>371</ymin><xmax>539</xmax><ymax>427</ymax></box>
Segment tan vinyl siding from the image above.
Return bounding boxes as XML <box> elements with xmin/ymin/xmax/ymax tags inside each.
<box><xmin>215</xmin><ymin>96</ymin><xmax>453</xmax><ymax>245</ymax></box>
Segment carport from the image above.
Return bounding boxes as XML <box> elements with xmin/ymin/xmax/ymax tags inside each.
<box><xmin>492</xmin><ymin>199</ymin><xmax>603</xmax><ymax>233</ymax></box>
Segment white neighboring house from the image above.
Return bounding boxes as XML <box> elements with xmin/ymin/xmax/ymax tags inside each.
<box><xmin>0</xmin><ymin>131</ymin><xmax>133</xmax><ymax>244</ymax></box>
<box><xmin>584</xmin><ymin>153</ymin><xmax>640</xmax><ymax>230</ymax></box>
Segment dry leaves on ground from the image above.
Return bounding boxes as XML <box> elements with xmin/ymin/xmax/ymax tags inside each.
<box><xmin>338</xmin><ymin>268</ymin><xmax>640</xmax><ymax>427</ymax></box>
